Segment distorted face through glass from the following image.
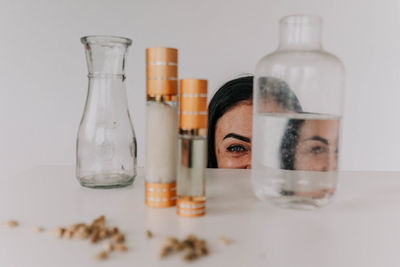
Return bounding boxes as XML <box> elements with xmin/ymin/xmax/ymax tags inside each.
<box><xmin>294</xmin><ymin>119</ymin><xmax>339</xmax><ymax>171</ymax></box>
<box><xmin>280</xmin><ymin>118</ymin><xmax>339</xmax><ymax>171</ymax></box>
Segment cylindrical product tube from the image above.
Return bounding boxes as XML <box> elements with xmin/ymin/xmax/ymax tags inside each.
<box><xmin>145</xmin><ymin>47</ymin><xmax>178</xmax><ymax>208</ymax></box>
<box><xmin>177</xmin><ymin>79</ymin><xmax>208</xmax><ymax>217</ymax></box>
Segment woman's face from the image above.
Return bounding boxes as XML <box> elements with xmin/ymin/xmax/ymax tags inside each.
<box><xmin>214</xmin><ymin>103</ymin><xmax>252</xmax><ymax>169</ymax></box>
<box><xmin>294</xmin><ymin>119</ymin><xmax>339</xmax><ymax>171</ymax></box>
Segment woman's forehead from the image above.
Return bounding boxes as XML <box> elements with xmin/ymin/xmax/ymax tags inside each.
<box><xmin>215</xmin><ymin>104</ymin><xmax>253</xmax><ymax>138</ymax></box>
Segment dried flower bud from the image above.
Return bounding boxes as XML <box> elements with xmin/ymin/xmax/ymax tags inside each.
<box><xmin>183</xmin><ymin>250</ymin><xmax>197</xmax><ymax>262</ymax></box>
<box><xmin>63</xmin><ymin>229</ymin><xmax>74</xmax><ymax>239</ymax></box>
<box><xmin>159</xmin><ymin>246</ymin><xmax>173</xmax><ymax>258</ymax></box>
<box><xmin>159</xmin><ymin>234</ymin><xmax>209</xmax><ymax>262</ymax></box>
<box><xmin>50</xmin><ymin>227</ymin><xmax>65</xmax><ymax>238</ymax></box>
<box><xmin>112</xmin><ymin>233</ymin><xmax>125</xmax><ymax>243</ymax></box>
<box><xmin>70</xmin><ymin>223</ymin><xmax>86</xmax><ymax>232</ymax></box>
<box><xmin>3</xmin><ymin>220</ymin><xmax>19</xmax><ymax>228</ymax></box>
<box><xmin>75</xmin><ymin>229</ymin><xmax>90</xmax><ymax>239</ymax></box>
<box><xmin>103</xmin><ymin>242</ymin><xmax>114</xmax><ymax>252</ymax></box>
<box><xmin>90</xmin><ymin>230</ymin><xmax>100</xmax><ymax>244</ymax></box>
<box><xmin>33</xmin><ymin>226</ymin><xmax>44</xmax><ymax>233</ymax></box>
<box><xmin>95</xmin><ymin>251</ymin><xmax>108</xmax><ymax>261</ymax></box>
<box><xmin>39</xmin><ymin>216</ymin><xmax>129</xmax><ymax>262</ymax></box>
<box><xmin>114</xmin><ymin>243</ymin><xmax>128</xmax><ymax>252</ymax></box>
<box><xmin>162</xmin><ymin>237</ymin><xmax>179</xmax><ymax>247</ymax></box>
<box><xmin>219</xmin><ymin>236</ymin><xmax>233</xmax><ymax>245</ymax></box>
<box><xmin>146</xmin><ymin>230</ymin><xmax>153</xmax><ymax>239</ymax></box>
<box><xmin>91</xmin><ymin>215</ymin><xmax>105</xmax><ymax>228</ymax></box>
<box><xmin>99</xmin><ymin>228</ymin><xmax>110</xmax><ymax>239</ymax></box>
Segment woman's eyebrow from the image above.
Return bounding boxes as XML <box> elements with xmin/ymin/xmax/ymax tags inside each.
<box><xmin>304</xmin><ymin>136</ymin><xmax>329</xmax><ymax>145</ymax></box>
<box><xmin>223</xmin><ymin>133</ymin><xmax>251</xmax><ymax>143</ymax></box>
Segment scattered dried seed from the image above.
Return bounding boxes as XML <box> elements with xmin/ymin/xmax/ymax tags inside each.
<box><xmin>99</xmin><ymin>228</ymin><xmax>110</xmax><ymax>239</ymax></box>
<box><xmin>63</xmin><ymin>229</ymin><xmax>74</xmax><ymax>239</ymax></box>
<box><xmin>159</xmin><ymin>247</ymin><xmax>173</xmax><ymax>259</ymax></box>
<box><xmin>76</xmin><ymin>224</ymin><xmax>87</xmax><ymax>232</ymax></box>
<box><xmin>200</xmin><ymin>246</ymin><xmax>209</xmax><ymax>255</ymax></box>
<box><xmin>162</xmin><ymin>237</ymin><xmax>179</xmax><ymax>247</ymax></box>
<box><xmin>50</xmin><ymin>227</ymin><xmax>65</xmax><ymax>238</ymax></box>
<box><xmin>219</xmin><ymin>236</ymin><xmax>233</xmax><ymax>245</ymax></box>
<box><xmin>71</xmin><ymin>223</ymin><xmax>86</xmax><ymax>232</ymax></box>
<box><xmin>114</xmin><ymin>243</ymin><xmax>128</xmax><ymax>252</ymax></box>
<box><xmin>33</xmin><ymin>226</ymin><xmax>44</xmax><ymax>233</ymax></box>
<box><xmin>95</xmin><ymin>251</ymin><xmax>109</xmax><ymax>261</ymax></box>
<box><xmin>103</xmin><ymin>242</ymin><xmax>114</xmax><ymax>252</ymax></box>
<box><xmin>90</xmin><ymin>231</ymin><xmax>99</xmax><ymax>244</ymax></box>
<box><xmin>162</xmin><ymin>237</ymin><xmax>182</xmax><ymax>253</ymax></box>
<box><xmin>44</xmin><ymin>216</ymin><xmax>127</xmax><ymax>261</ymax></box>
<box><xmin>159</xmin><ymin>235</ymin><xmax>209</xmax><ymax>262</ymax></box>
<box><xmin>146</xmin><ymin>230</ymin><xmax>153</xmax><ymax>239</ymax></box>
<box><xmin>75</xmin><ymin>229</ymin><xmax>90</xmax><ymax>239</ymax></box>
<box><xmin>182</xmin><ymin>239</ymin><xmax>194</xmax><ymax>249</ymax></box>
<box><xmin>112</xmin><ymin>233</ymin><xmax>125</xmax><ymax>243</ymax></box>
<box><xmin>3</xmin><ymin>220</ymin><xmax>19</xmax><ymax>228</ymax></box>
<box><xmin>183</xmin><ymin>250</ymin><xmax>197</xmax><ymax>262</ymax></box>
<box><xmin>91</xmin><ymin>215</ymin><xmax>105</xmax><ymax>229</ymax></box>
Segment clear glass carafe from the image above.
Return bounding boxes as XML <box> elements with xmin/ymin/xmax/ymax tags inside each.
<box><xmin>252</xmin><ymin>15</ymin><xmax>345</xmax><ymax>209</ymax></box>
<box><xmin>76</xmin><ymin>36</ymin><xmax>137</xmax><ymax>188</ymax></box>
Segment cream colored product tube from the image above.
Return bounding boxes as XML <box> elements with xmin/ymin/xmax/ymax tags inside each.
<box><xmin>145</xmin><ymin>100</ymin><xmax>178</xmax><ymax>208</ymax></box>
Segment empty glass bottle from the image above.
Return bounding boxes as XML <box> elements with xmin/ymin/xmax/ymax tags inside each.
<box><xmin>76</xmin><ymin>35</ymin><xmax>137</xmax><ymax>188</ymax></box>
<box><xmin>252</xmin><ymin>15</ymin><xmax>345</xmax><ymax>209</ymax></box>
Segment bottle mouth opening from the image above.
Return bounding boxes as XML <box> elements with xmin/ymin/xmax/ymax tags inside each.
<box><xmin>280</xmin><ymin>14</ymin><xmax>322</xmax><ymax>26</ymax></box>
<box><xmin>81</xmin><ymin>35</ymin><xmax>132</xmax><ymax>46</ymax></box>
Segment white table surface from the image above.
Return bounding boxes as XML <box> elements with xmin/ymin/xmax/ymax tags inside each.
<box><xmin>0</xmin><ymin>166</ymin><xmax>399</xmax><ymax>267</ymax></box>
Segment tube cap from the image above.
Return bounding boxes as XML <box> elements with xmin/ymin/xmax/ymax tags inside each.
<box><xmin>179</xmin><ymin>79</ymin><xmax>208</xmax><ymax>130</ymax></box>
<box><xmin>146</xmin><ymin>47</ymin><xmax>178</xmax><ymax>97</ymax></box>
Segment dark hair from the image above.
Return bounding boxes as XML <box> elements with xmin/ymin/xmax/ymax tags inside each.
<box><xmin>280</xmin><ymin>119</ymin><xmax>304</xmax><ymax>170</ymax></box>
<box><xmin>208</xmin><ymin>75</ymin><xmax>303</xmax><ymax>168</ymax></box>
<box><xmin>258</xmin><ymin>76</ymin><xmax>304</xmax><ymax>170</ymax></box>
<box><xmin>258</xmin><ymin>77</ymin><xmax>302</xmax><ymax>113</ymax></box>
<box><xmin>207</xmin><ymin>76</ymin><xmax>253</xmax><ymax>168</ymax></box>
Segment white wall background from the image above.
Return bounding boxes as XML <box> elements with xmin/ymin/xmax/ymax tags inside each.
<box><xmin>1</xmin><ymin>0</ymin><xmax>399</xmax><ymax>175</ymax></box>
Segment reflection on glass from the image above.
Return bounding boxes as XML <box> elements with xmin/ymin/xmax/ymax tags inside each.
<box><xmin>252</xmin><ymin>112</ymin><xmax>341</xmax><ymax>209</ymax></box>
<box><xmin>281</xmin><ymin>118</ymin><xmax>339</xmax><ymax>172</ymax></box>
<box><xmin>279</xmin><ymin>117</ymin><xmax>339</xmax><ymax>200</ymax></box>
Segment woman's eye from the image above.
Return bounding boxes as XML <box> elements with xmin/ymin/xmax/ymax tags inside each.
<box><xmin>310</xmin><ymin>146</ymin><xmax>327</xmax><ymax>155</ymax></box>
<box><xmin>227</xmin><ymin>145</ymin><xmax>246</xmax><ymax>153</ymax></box>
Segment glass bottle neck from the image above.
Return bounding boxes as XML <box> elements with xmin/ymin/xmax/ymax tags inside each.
<box><xmin>278</xmin><ymin>15</ymin><xmax>322</xmax><ymax>51</ymax></box>
<box><xmin>81</xmin><ymin>36</ymin><xmax>131</xmax><ymax>76</ymax></box>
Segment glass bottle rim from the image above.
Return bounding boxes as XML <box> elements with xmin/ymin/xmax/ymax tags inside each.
<box><xmin>81</xmin><ymin>35</ymin><xmax>132</xmax><ymax>46</ymax></box>
<box><xmin>279</xmin><ymin>14</ymin><xmax>322</xmax><ymax>26</ymax></box>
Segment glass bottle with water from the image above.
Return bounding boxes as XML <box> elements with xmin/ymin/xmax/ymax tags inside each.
<box><xmin>252</xmin><ymin>15</ymin><xmax>345</xmax><ymax>209</ymax></box>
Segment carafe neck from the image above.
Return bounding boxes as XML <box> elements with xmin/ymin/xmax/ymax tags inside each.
<box><xmin>278</xmin><ymin>15</ymin><xmax>322</xmax><ymax>51</ymax></box>
<box><xmin>81</xmin><ymin>36</ymin><xmax>132</xmax><ymax>76</ymax></box>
